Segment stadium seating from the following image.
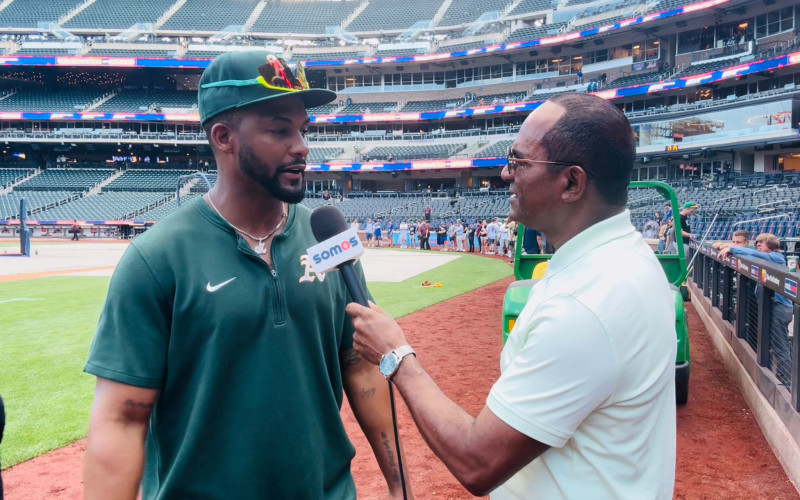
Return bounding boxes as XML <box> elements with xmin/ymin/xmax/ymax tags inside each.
<box><xmin>308</xmin><ymin>148</ymin><xmax>344</xmax><ymax>163</ymax></box>
<box><xmin>347</xmin><ymin>0</ymin><xmax>442</xmax><ymax>32</ymax></box>
<box><xmin>400</xmin><ymin>98</ymin><xmax>470</xmax><ymax>112</ymax></box>
<box><xmin>0</xmin><ymin>190</ymin><xmax>76</xmax><ymax>219</ymax></box>
<box><xmin>0</xmin><ymin>90</ymin><xmax>102</xmax><ymax>112</ymax></box>
<box><xmin>505</xmin><ymin>23</ymin><xmax>565</xmax><ymax>43</ymax></box>
<box><xmin>137</xmin><ymin>193</ymin><xmax>200</xmax><ymax>220</ymax></box>
<box><xmin>95</xmin><ymin>91</ymin><xmax>196</xmax><ymax>112</ymax></box>
<box><xmin>183</xmin><ymin>49</ymin><xmax>227</xmax><ymax>59</ymax></box>
<box><xmin>339</xmin><ymin>101</ymin><xmax>398</xmax><ymax>114</ymax></box>
<box><xmin>364</xmin><ymin>144</ymin><xmax>467</xmax><ymax>161</ymax></box>
<box><xmin>438</xmin><ymin>0</ymin><xmax>510</xmax><ymax>26</ymax></box>
<box><xmin>508</xmin><ymin>0</ymin><xmax>556</xmax><ymax>15</ymax></box>
<box><xmin>103</xmin><ymin>169</ymin><xmax>197</xmax><ymax>192</ymax></box>
<box><xmin>373</xmin><ymin>48</ymin><xmax>426</xmax><ymax>58</ymax></box>
<box><xmin>35</xmin><ymin>191</ymin><xmax>173</xmax><ymax>220</ymax></box>
<box><xmin>438</xmin><ymin>42</ymin><xmax>489</xmax><ymax>54</ymax></box>
<box><xmin>0</xmin><ymin>0</ymin><xmax>80</xmax><ymax>29</ymax></box>
<box><xmin>161</xmin><ymin>0</ymin><xmax>260</xmax><ymax>32</ymax></box>
<box><xmin>86</xmin><ymin>48</ymin><xmax>178</xmax><ymax>58</ymax></box>
<box><xmin>0</xmin><ymin>167</ymin><xmax>35</xmax><ymax>188</ymax></box>
<box><xmin>608</xmin><ymin>70</ymin><xmax>670</xmax><ymax>89</ymax></box>
<box><xmin>64</xmin><ymin>0</ymin><xmax>175</xmax><ymax>29</ymax></box>
<box><xmin>15</xmin><ymin>168</ymin><xmax>114</xmax><ymax>191</ymax></box>
<box><xmin>292</xmin><ymin>51</ymin><xmax>366</xmax><ymax>61</ymax></box>
<box><xmin>477</xmin><ymin>140</ymin><xmax>513</xmax><ymax>158</ymax></box>
<box><xmin>673</xmin><ymin>58</ymin><xmax>741</xmax><ymax>78</ymax></box>
<box><xmin>16</xmin><ymin>48</ymin><xmax>79</xmax><ymax>56</ymax></box>
<box><xmin>307</xmin><ymin>103</ymin><xmax>340</xmax><ymax>115</ymax></box>
<box><xmin>251</xmin><ymin>1</ymin><xmax>357</xmax><ymax>34</ymax></box>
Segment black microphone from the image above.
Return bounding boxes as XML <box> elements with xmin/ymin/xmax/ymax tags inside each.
<box><xmin>309</xmin><ymin>206</ymin><xmax>369</xmax><ymax>306</ymax></box>
<box><xmin>310</xmin><ymin>206</ymin><xmax>409</xmax><ymax>500</ymax></box>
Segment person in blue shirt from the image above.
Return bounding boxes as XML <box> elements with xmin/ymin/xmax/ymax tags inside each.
<box><xmin>719</xmin><ymin>233</ymin><xmax>793</xmax><ymax>386</ymax></box>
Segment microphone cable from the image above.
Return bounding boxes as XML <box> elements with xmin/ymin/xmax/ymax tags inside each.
<box><xmin>387</xmin><ymin>380</ymin><xmax>408</xmax><ymax>500</ymax></box>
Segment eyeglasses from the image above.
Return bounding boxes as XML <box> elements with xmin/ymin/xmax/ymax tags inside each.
<box><xmin>506</xmin><ymin>147</ymin><xmax>594</xmax><ymax>179</ymax></box>
<box><xmin>201</xmin><ymin>56</ymin><xmax>309</xmax><ymax>92</ymax></box>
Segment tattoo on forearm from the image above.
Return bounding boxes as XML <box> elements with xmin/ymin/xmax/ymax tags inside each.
<box><xmin>342</xmin><ymin>349</ymin><xmax>362</xmax><ymax>367</ymax></box>
<box><xmin>123</xmin><ymin>399</ymin><xmax>154</xmax><ymax>411</ymax></box>
<box><xmin>381</xmin><ymin>431</ymin><xmax>401</xmax><ymax>484</ymax></box>
<box><xmin>360</xmin><ymin>387</ymin><xmax>376</xmax><ymax>399</ymax></box>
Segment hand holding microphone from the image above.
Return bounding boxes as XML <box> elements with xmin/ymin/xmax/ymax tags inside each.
<box><xmin>308</xmin><ymin>206</ymin><xmax>410</xmax><ymax>366</ymax></box>
<box><xmin>309</xmin><ymin>206</ymin><xmax>411</xmax><ymax>500</ymax></box>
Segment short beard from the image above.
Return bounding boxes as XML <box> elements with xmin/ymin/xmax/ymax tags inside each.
<box><xmin>238</xmin><ymin>144</ymin><xmax>305</xmax><ymax>204</ymax></box>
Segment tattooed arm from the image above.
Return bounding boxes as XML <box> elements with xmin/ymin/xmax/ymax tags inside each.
<box><xmin>341</xmin><ymin>348</ymin><xmax>413</xmax><ymax>499</ymax></box>
<box><xmin>84</xmin><ymin>378</ymin><xmax>158</xmax><ymax>500</ymax></box>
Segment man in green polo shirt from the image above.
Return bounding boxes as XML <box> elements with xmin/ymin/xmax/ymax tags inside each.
<box><xmin>83</xmin><ymin>51</ymin><xmax>411</xmax><ymax>499</ymax></box>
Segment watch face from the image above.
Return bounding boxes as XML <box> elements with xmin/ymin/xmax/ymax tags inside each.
<box><xmin>380</xmin><ymin>354</ymin><xmax>398</xmax><ymax>377</ymax></box>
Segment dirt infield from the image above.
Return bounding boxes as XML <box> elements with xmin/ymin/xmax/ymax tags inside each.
<box><xmin>3</xmin><ymin>274</ymin><xmax>799</xmax><ymax>498</ymax></box>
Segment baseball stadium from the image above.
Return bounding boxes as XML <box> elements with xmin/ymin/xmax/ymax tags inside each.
<box><xmin>0</xmin><ymin>0</ymin><xmax>799</xmax><ymax>497</ymax></box>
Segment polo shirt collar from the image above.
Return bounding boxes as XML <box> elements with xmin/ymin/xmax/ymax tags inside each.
<box><xmin>545</xmin><ymin>209</ymin><xmax>635</xmax><ymax>277</ymax></box>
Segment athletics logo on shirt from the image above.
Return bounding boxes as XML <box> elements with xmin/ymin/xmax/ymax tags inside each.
<box><xmin>299</xmin><ymin>254</ymin><xmax>327</xmax><ymax>283</ymax></box>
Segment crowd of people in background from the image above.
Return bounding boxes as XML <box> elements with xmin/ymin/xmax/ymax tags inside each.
<box><xmin>349</xmin><ymin>216</ymin><xmax>520</xmax><ymax>259</ymax></box>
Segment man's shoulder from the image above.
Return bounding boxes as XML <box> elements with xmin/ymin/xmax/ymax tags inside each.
<box><xmin>133</xmin><ymin>200</ymin><xmax>204</xmax><ymax>248</ymax></box>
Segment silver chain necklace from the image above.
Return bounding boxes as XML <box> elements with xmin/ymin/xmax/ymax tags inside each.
<box><xmin>207</xmin><ymin>193</ymin><xmax>287</xmax><ymax>255</ymax></box>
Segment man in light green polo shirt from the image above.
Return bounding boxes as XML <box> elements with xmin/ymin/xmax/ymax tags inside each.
<box><xmin>347</xmin><ymin>93</ymin><xmax>676</xmax><ymax>498</ymax></box>
<box><xmin>83</xmin><ymin>51</ymin><xmax>411</xmax><ymax>499</ymax></box>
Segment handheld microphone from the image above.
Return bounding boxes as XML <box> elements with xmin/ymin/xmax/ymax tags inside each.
<box><xmin>308</xmin><ymin>206</ymin><xmax>369</xmax><ymax>306</ymax></box>
<box><xmin>308</xmin><ymin>205</ymin><xmax>409</xmax><ymax>500</ymax></box>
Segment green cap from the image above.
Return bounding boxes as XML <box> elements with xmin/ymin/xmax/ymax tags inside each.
<box><xmin>198</xmin><ymin>50</ymin><xmax>337</xmax><ymax>125</ymax></box>
<box><xmin>682</xmin><ymin>202</ymin><xmax>698</xmax><ymax>209</ymax></box>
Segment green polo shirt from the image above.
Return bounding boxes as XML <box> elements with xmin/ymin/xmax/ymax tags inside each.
<box><xmin>85</xmin><ymin>197</ymin><xmax>367</xmax><ymax>499</ymax></box>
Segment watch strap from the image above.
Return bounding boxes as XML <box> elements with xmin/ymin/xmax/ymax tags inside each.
<box><xmin>386</xmin><ymin>344</ymin><xmax>416</xmax><ymax>379</ymax></box>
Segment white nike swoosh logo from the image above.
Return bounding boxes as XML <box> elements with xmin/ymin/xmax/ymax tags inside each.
<box><xmin>206</xmin><ymin>277</ymin><xmax>237</xmax><ymax>292</ymax></box>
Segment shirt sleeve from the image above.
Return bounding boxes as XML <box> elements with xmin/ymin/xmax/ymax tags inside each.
<box><xmin>730</xmin><ymin>246</ymin><xmax>785</xmax><ymax>265</ymax></box>
<box><xmin>84</xmin><ymin>244</ymin><xmax>171</xmax><ymax>389</ymax></box>
<box><xmin>487</xmin><ymin>294</ymin><xmax>616</xmax><ymax>448</ymax></box>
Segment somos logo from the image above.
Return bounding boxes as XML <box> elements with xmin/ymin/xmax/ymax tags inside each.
<box><xmin>312</xmin><ymin>236</ymin><xmax>360</xmax><ymax>265</ymax></box>
<box><xmin>306</xmin><ymin>227</ymin><xmax>365</xmax><ymax>274</ymax></box>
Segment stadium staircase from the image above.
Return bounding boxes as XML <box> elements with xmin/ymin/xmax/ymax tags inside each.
<box><xmin>0</xmin><ymin>168</ymin><xmax>39</xmax><ymax>195</ymax></box>
<box><xmin>86</xmin><ymin>169</ymin><xmax>124</xmax><ymax>196</ymax></box>
<box><xmin>504</xmin><ymin>0</ymin><xmax>525</xmax><ymax>16</ymax></box>
<box><xmin>58</xmin><ymin>0</ymin><xmax>96</xmax><ymax>26</ymax></box>
<box><xmin>432</xmin><ymin>0</ymin><xmax>453</xmax><ymax>27</ymax></box>
<box><xmin>84</xmin><ymin>90</ymin><xmax>117</xmax><ymax>112</ymax></box>
<box><xmin>458</xmin><ymin>141</ymin><xmax>491</xmax><ymax>159</ymax></box>
<box><xmin>178</xmin><ymin>177</ymin><xmax>199</xmax><ymax>197</ymax></box>
<box><xmin>340</xmin><ymin>1</ymin><xmax>369</xmax><ymax>31</ymax></box>
<box><xmin>154</xmin><ymin>0</ymin><xmax>186</xmax><ymax>30</ymax></box>
<box><xmin>244</xmin><ymin>0</ymin><xmax>266</xmax><ymax>32</ymax></box>
<box><xmin>0</xmin><ymin>88</ymin><xmax>16</xmax><ymax>105</ymax></box>
<box><xmin>0</xmin><ymin>0</ymin><xmax>13</xmax><ymax>15</ymax></box>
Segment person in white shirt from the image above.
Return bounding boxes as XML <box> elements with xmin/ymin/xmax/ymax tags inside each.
<box><xmin>345</xmin><ymin>93</ymin><xmax>676</xmax><ymax>499</ymax></box>
<box><xmin>398</xmin><ymin>221</ymin><xmax>409</xmax><ymax>248</ymax></box>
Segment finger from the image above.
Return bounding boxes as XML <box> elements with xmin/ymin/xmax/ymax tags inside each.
<box><xmin>345</xmin><ymin>302</ymin><xmax>369</xmax><ymax>317</ymax></box>
<box><xmin>367</xmin><ymin>301</ymin><xmax>386</xmax><ymax>314</ymax></box>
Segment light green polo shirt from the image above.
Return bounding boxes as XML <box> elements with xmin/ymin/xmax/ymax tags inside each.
<box><xmin>86</xmin><ymin>197</ymin><xmax>367</xmax><ymax>499</ymax></box>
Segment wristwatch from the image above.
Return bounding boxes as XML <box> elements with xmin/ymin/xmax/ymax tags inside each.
<box><xmin>379</xmin><ymin>345</ymin><xmax>416</xmax><ymax>380</ymax></box>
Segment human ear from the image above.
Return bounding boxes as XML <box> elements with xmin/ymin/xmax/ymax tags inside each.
<box><xmin>560</xmin><ymin>165</ymin><xmax>588</xmax><ymax>203</ymax></box>
<box><xmin>210</xmin><ymin>122</ymin><xmax>236</xmax><ymax>155</ymax></box>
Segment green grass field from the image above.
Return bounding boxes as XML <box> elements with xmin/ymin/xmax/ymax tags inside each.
<box><xmin>0</xmin><ymin>253</ymin><xmax>511</xmax><ymax>468</ymax></box>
